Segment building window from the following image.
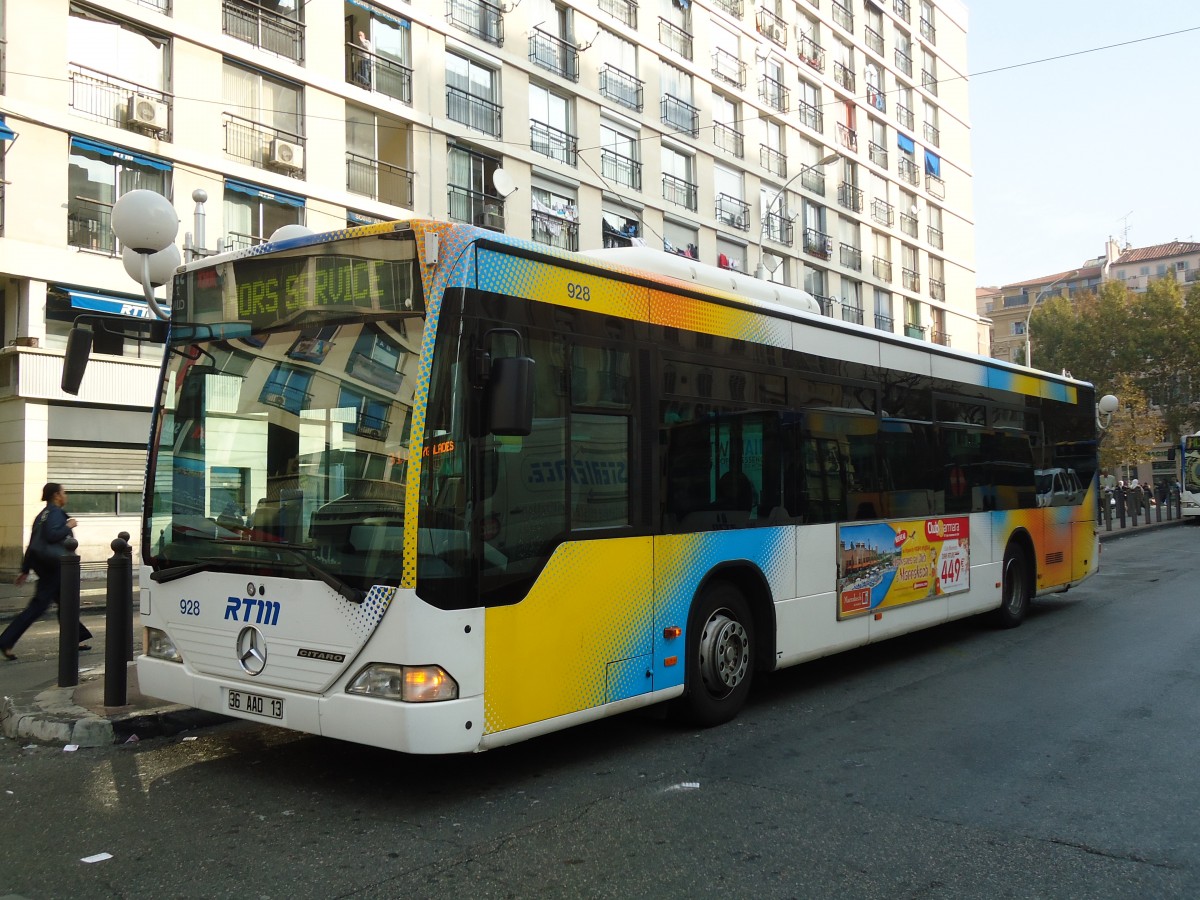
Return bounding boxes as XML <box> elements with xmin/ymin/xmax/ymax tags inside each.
<box><xmin>447</xmin><ymin>144</ymin><xmax>505</xmax><ymax>230</ymax></box>
<box><xmin>68</xmin><ymin>137</ymin><xmax>171</xmax><ymax>255</ymax></box>
<box><xmin>346</xmin><ymin>106</ymin><xmax>413</xmax><ymax>207</ymax></box>
<box><xmin>663</xmin><ymin>218</ymin><xmax>698</xmax><ymax>259</ymax></box>
<box><xmin>261</xmin><ymin>365</ymin><xmax>313</xmax><ymax>414</ymax></box>
<box><xmin>661</xmin><ymin>144</ymin><xmax>696</xmax><ymax>211</ymax></box>
<box><xmin>600</xmin><ymin>121</ymin><xmax>641</xmax><ymax>190</ymax></box>
<box><xmin>224</xmin><ymin>179</ymin><xmax>304</xmax><ymax>250</ymax></box>
<box><xmin>347</xmin><ymin>325</ymin><xmax>406</xmax><ymax>394</ymax></box>
<box><xmin>529</xmin><ymin>83</ymin><xmax>577</xmax><ymax>165</ymax></box>
<box><xmin>446</xmin><ymin>53</ymin><xmax>502</xmax><ymax>137</ymax></box>
<box><xmin>222</xmin><ymin>61</ymin><xmax>305</xmax><ymax>175</ymax></box>
<box><xmin>602</xmin><ymin>207</ymin><xmax>641</xmax><ymax>248</ymax></box>
<box><xmin>223</xmin><ymin>0</ymin><xmax>304</xmax><ymax>63</ymax></box>
<box><xmin>531</xmin><ymin>183</ymin><xmax>579</xmax><ymax>251</ymax></box>
<box><xmin>347</xmin><ymin>11</ymin><xmax>413</xmax><ymax>103</ymax></box>
<box><xmin>716</xmin><ymin>237</ymin><xmax>746</xmax><ymax>273</ymax></box>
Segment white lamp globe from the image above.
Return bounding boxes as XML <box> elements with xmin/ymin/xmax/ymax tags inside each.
<box><xmin>111</xmin><ymin>190</ymin><xmax>179</xmax><ymax>253</ymax></box>
<box><xmin>269</xmin><ymin>224</ymin><xmax>315</xmax><ymax>243</ymax></box>
<box><xmin>123</xmin><ymin>243</ymin><xmax>182</xmax><ymax>288</ymax></box>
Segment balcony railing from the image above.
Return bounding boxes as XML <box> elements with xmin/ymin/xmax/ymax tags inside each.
<box><xmin>531</xmin><ymin>120</ymin><xmax>578</xmax><ymax>165</ymax></box>
<box><xmin>873</xmin><ymin>257</ymin><xmax>893</xmax><ymax>282</ymax></box>
<box><xmin>713</xmin><ymin>121</ymin><xmax>745</xmax><ymax>159</ymax></box>
<box><xmin>68</xmin><ymin>63</ymin><xmax>173</xmax><ymax>141</ymax></box>
<box><xmin>803</xmin><ymin>227</ymin><xmax>833</xmax><ymax>259</ymax></box>
<box><xmin>922</xmin><ymin>69</ymin><xmax>938</xmax><ymax>95</ymax></box>
<box><xmin>223</xmin><ymin>0</ymin><xmax>304</xmax><ymax>63</ymax></box>
<box><xmin>448</xmin><ymin>184</ymin><xmax>505</xmax><ymax>229</ymax></box>
<box><xmin>834</xmin><ymin>61</ymin><xmax>855</xmax><ymax>93</ymax></box>
<box><xmin>871</xmin><ymin>198</ymin><xmax>894</xmax><ymax>226</ymax></box>
<box><xmin>346</xmin><ymin>152</ymin><xmax>414</xmax><ymax>208</ymax></box>
<box><xmin>764</xmin><ymin>211</ymin><xmax>793</xmax><ymax>246</ymax></box>
<box><xmin>663</xmin><ymin>173</ymin><xmax>698</xmax><ymax>210</ymax></box>
<box><xmin>923</xmin><ymin>122</ymin><xmax>940</xmax><ymax>147</ymax></box>
<box><xmin>841</xmin><ymin>303</ymin><xmax>864</xmax><ymax>325</ymax></box>
<box><xmin>801</xmin><ymin>166</ymin><xmax>826</xmax><ymax>195</ymax></box>
<box><xmin>931</xmin><ymin>329</ymin><xmax>950</xmax><ymax>346</ymax></box>
<box><xmin>927</xmin><ymin>225</ymin><xmax>943</xmax><ymax>249</ymax></box>
<box><xmin>661</xmin><ymin>94</ymin><xmax>699</xmax><ymax>136</ymax></box>
<box><xmin>905</xmin><ymin>323</ymin><xmax>926</xmax><ymax>339</ymax></box>
<box><xmin>796</xmin><ymin>34</ymin><xmax>825</xmax><ymax>72</ymax></box>
<box><xmin>869</xmin><ymin>141</ymin><xmax>888</xmax><ymax>168</ymax></box>
<box><xmin>716</xmin><ymin>194</ymin><xmax>751</xmax><ymax>231</ymax></box>
<box><xmin>713</xmin><ymin>0</ymin><xmax>743</xmax><ymax>15</ymax></box>
<box><xmin>223</xmin><ymin>113</ymin><xmax>306</xmax><ymax>176</ymax></box>
<box><xmin>599</xmin><ymin>64</ymin><xmax>644</xmax><ymax>111</ymax></box>
<box><xmin>67</xmin><ymin>196</ymin><xmax>116</xmax><ymax>255</ymax></box>
<box><xmin>866</xmin><ymin>84</ymin><xmax>886</xmax><ymax>112</ymax></box>
<box><xmin>760</xmin><ymin>144</ymin><xmax>786</xmax><ymax>178</ymax></box>
<box><xmin>601</xmin><ymin>148</ymin><xmax>642</xmax><ymax>190</ymax></box>
<box><xmin>929</xmin><ymin>278</ymin><xmax>945</xmax><ymax>301</ymax></box>
<box><xmin>659</xmin><ymin>18</ymin><xmax>693</xmax><ymax>60</ymax></box>
<box><xmin>838</xmin><ymin>182</ymin><xmax>863</xmax><ymax>212</ymax></box>
<box><xmin>894</xmin><ymin>0</ymin><xmax>911</xmax><ymax>23</ymax></box>
<box><xmin>926</xmin><ymin>173</ymin><xmax>945</xmax><ymax>199</ymax></box>
<box><xmin>813</xmin><ymin>294</ymin><xmax>834</xmax><ymax>315</ymax></box>
<box><xmin>797</xmin><ymin>98</ymin><xmax>823</xmax><ymax>133</ymax></box>
<box><xmin>531</xmin><ymin>209</ymin><xmax>580</xmax><ymax>251</ymax></box>
<box><xmin>447</xmin><ymin>85</ymin><xmax>503</xmax><ymax>137</ymax></box>
<box><xmin>597</xmin><ymin>0</ymin><xmax>637</xmax><ymax>29</ymax></box>
<box><xmin>865</xmin><ymin>26</ymin><xmax>884</xmax><ymax>56</ymax></box>
<box><xmin>895</xmin><ymin>48</ymin><xmax>913</xmax><ymax>76</ymax></box>
<box><xmin>836</xmin><ymin>123</ymin><xmax>858</xmax><ymax>152</ymax></box>
<box><xmin>920</xmin><ymin>16</ymin><xmax>937</xmax><ymax>44</ymax></box>
<box><xmin>898</xmin><ymin>156</ymin><xmax>919</xmax><ymax>185</ymax></box>
<box><xmin>896</xmin><ymin>103</ymin><xmax>915</xmax><ymax>130</ymax></box>
<box><xmin>530</xmin><ymin>28</ymin><xmax>579</xmax><ymax>80</ymax></box>
<box><xmin>902</xmin><ymin>267</ymin><xmax>920</xmax><ymax>291</ymax></box>
<box><xmin>712</xmin><ymin>47</ymin><xmax>746</xmax><ymax>89</ymax></box>
<box><xmin>839</xmin><ymin>243</ymin><xmax>862</xmax><ymax>271</ymax></box>
<box><xmin>132</xmin><ymin>0</ymin><xmax>170</xmax><ymax>10</ymax></box>
<box><xmin>345</xmin><ymin>44</ymin><xmax>413</xmax><ymax>104</ymax></box>
<box><xmin>900</xmin><ymin>212</ymin><xmax>917</xmax><ymax>237</ymax></box>
<box><xmin>875</xmin><ymin>313</ymin><xmax>894</xmax><ymax>331</ymax></box>
<box><xmin>447</xmin><ymin>0</ymin><xmax>504</xmax><ymax>45</ymax></box>
<box><xmin>759</xmin><ymin>75</ymin><xmax>789</xmax><ymax>112</ymax></box>
<box><xmin>756</xmin><ymin>8</ymin><xmax>787</xmax><ymax>47</ymax></box>
<box><xmin>226</xmin><ymin>231</ymin><xmax>269</xmax><ymax>252</ymax></box>
<box><xmin>832</xmin><ymin>1</ymin><xmax>853</xmax><ymax>31</ymax></box>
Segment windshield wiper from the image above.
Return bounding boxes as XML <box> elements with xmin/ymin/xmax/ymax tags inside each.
<box><xmin>153</xmin><ymin>542</ymin><xmax>365</xmax><ymax>603</ymax></box>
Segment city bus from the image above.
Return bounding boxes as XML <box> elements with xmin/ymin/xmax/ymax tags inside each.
<box><xmin>1180</xmin><ymin>432</ymin><xmax>1200</xmax><ymax>519</ymax></box>
<box><xmin>133</xmin><ymin>219</ymin><xmax>1101</xmax><ymax>754</ymax></box>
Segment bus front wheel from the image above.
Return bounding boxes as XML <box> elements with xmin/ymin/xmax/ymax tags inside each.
<box><xmin>676</xmin><ymin>582</ymin><xmax>755</xmax><ymax>726</ymax></box>
<box><xmin>992</xmin><ymin>542</ymin><xmax>1032</xmax><ymax>629</ymax></box>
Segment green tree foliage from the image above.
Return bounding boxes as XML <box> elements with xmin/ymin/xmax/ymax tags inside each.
<box><xmin>1099</xmin><ymin>375</ymin><xmax>1162</xmax><ymax>473</ymax></box>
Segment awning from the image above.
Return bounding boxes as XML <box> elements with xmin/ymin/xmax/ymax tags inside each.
<box><xmin>897</xmin><ymin>133</ymin><xmax>915</xmax><ymax>153</ymax></box>
<box><xmin>346</xmin><ymin>0</ymin><xmax>410</xmax><ymax>28</ymax></box>
<box><xmin>224</xmin><ymin>178</ymin><xmax>305</xmax><ymax>208</ymax></box>
<box><xmin>70</xmin><ymin>136</ymin><xmax>170</xmax><ymax>171</ymax></box>
<box><xmin>0</xmin><ymin>119</ymin><xmax>15</xmax><ymax>142</ymax></box>
<box><xmin>925</xmin><ymin>150</ymin><xmax>941</xmax><ymax>177</ymax></box>
<box><xmin>60</xmin><ymin>288</ymin><xmax>155</xmax><ymax>320</ymax></box>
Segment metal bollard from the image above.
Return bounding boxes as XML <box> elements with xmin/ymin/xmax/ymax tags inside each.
<box><xmin>104</xmin><ymin>534</ymin><xmax>133</xmax><ymax>706</ymax></box>
<box><xmin>58</xmin><ymin>537</ymin><xmax>81</xmax><ymax>689</ymax></box>
<box><xmin>1155</xmin><ymin>495</ymin><xmax>1162</xmax><ymax>523</ymax></box>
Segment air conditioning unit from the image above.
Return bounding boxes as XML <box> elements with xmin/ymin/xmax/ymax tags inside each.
<box><xmin>770</xmin><ymin>25</ymin><xmax>783</xmax><ymax>42</ymax></box>
<box><xmin>268</xmin><ymin>139</ymin><xmax>304</xmax><ymax>171</ymax></box>
<box><xmin>476</xmin><ymin>211</ymin><xmax>505</xmax><ymax>231</ymax></box>
<box><xmin>127</xmin><ymin>95</ymin><xmax>168</xmax><ymax>132</ymax></box>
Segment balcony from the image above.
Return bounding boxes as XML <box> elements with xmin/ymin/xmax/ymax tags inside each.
<box><xmin>600</xmin><ymin>148</ymin><xmax>642</xmax><ymax>190</ymax></box>
<box><xmin>871</xmin><ymin>198</ymin><xmax>894</xmax><ymax>227</ymax></box>
<box><xmin>763</xmin><ymin>211</ymin><xmax>793</xmax><ymax>246</ymax></box>
<box><xmin>923</xmin><ymin>122</ymin><xmax>940</xmax><ymax>147</ymax></box>
<box><xmin>447</xmin><ymin>0</ymin><xmax>504</xmax><ymax>45</ymax></box>
<box><xmin>713</xmin><ymin>121</ymin><xmax>745</xmax><ymax>159</ymax></box>
<box><xmin>926</xmin><ymin>173</ymin><xmax>945</xmax><ymax>199</ymax></box>
<box><xmin>797</xmin><ymin>98</ymin><xmax>823</xmax><ymax>134</ymax></box>
<box><xmin>866</xmin><ymin>84</ymin><xmax>886</xmax><ymax>112</ymax></box>
<box><xmin>869</xmin><ymin>141</ymin><xmax>888</xmax><ymax>168</ymax></box>
<box><xmin>68</xmin><ymin>64</ymin><xmax>173</xmax><ymax>141</ymax></box>
<box><xmin>873</xmin><ymin>257</ymin><xmax>893</xmax><ymax>282</ymax></box>
<box><xmin>931</xmin><ymin>329</ymin><xmax>949</xmax><ymax>346</ymax></box>
<box><xmin>904</xmin><ymin>323</ymin><xmax>925</xmax><ymax>339</ymax></box>
<box><xmin>68</xmin><ymin>197</ymin><xmax>115</xmax><ymax>255</ymax></box>
<box><xmin>831</xmin><ymin>1</ymin><xmax>853</xmax><ymax>31</ymax></box>
<box><xmin>894</xmin><ymin>0</ymin><xmax>911</xmax><ymax>23</ymax></box>
<box><xmin>841</xmin><ymin>303</ymin><xmax>864</xmax><ymax>325</ymax></box>
<box><xmin>530</xmin><ymin>28</ymin><xmax>579</xmax><ymax>81</ymax></box>
<box><xmin>712</xmin><ymin>47</ymin><xmax>746</xmax><ymax>89</ymax></box>
<box><xmin>834</xmin><ymin>61</ymin><xmax>855</xmax><ymax>93</ymax></box>
<box><xmin>896</xmin><ymin>103</ymin><xmax>914</xmax><ymax>130</ymax></box>
<box><xmin>447</xmin><ymin>86</ymin><xmax>503</xmax><ymax>137</ymax></box>
<box><xmin>812</xmin><ymin>294</ymin><xmax>834</xmax><ymax>315</ymax></box>
<box><xmin>531</xmin><ymin>120</ymin><xmax>578</xmax><ymax>165</ymax></box>
<box><xmin>448</xmin><ymin>184</ymin><xmax>505</xmax><ymax>230</ymax></box>
<box><xmin>803</xmin><ymin>227</ymin><xmax>833</xmax><ymax>260</ymax></box>
<box><xmin>839</xmin><ymin>243</ymin><xmax>862</xmax><ymax>271</ymax></box>
<box><xmin>898</xmin><ymin>156</ymin><xmax>919</xmax><ymax>185</ymax></box>
<box><xmin>895</xmin><ymin>48</ymin><xmax>913</xmax><ymax>76</ymax></box>
<box><xmin>921</xmin><ymin>69</ymin><xmax>938</xmax><ymax>96</ymax></box>
<box><xmin>345</xmin><ymin>44</ymin><xmax>413</xmax><ymax>105</ymax></box>
<box><xmin>346</xmin><ymin>152</ymin><xmax>414</xmax><ymax>207</ymax></box>
<box><xmin>224</xmin><ymin>0</ymin><xmax>304</xmax><ymax>62</ymax></box>
<box><xmin>713</xmin><ymin>0</ymin><xmax>743</xmax><ymax>15</ymax></box>
<box><xmin>900</xmin><ymin>212</ymin><xmax>917</xmax><ymax>238</ymax></box>
<box><xmin>661</xmin><ymin>94</ymin><xmax>699</xmax><ymax>137</ymax></box>
<box><xmin>531</xmin><ymin>209</ymin><xmax>580</xmax><ymax>251</ymax></box>
<box><xmin>796</xmin><ymin>34</ymin><xmax>825</xmax><ymax>72</ymax></box>
<box><xmin>225</xmin><ymin>231</ymin><xmax>269</xmax><ymax>252</ymax></box>
<box><xmin>659</xmin><ymin>18</ymin><xmax>693</xmax><ymax>60</ymax></box>
<box><xmin>837</xmin><ymin>182</ymin><xmax>863</xmax><ymax>213</ymax></box>
<box><xmin>760</xmin><ymin>144</ymin><xmax>786</xmax><ymax>178</ymax></box>
<box><xmin>223</xmin><ymin>113</ymin><xmax>306</xmax><ymax>177</ymax></box>
<box><xmin>902</xmin><ymin>267</ymin><xmax>920</xmax><ymax>291</ymax></box>
<box><xmin>756</xmin><ymin>8</ymin><xmax>787</xmax><ymax>47</ymax></box>
<box><xmin>759</xmin><ymin>75</ymin><xmax>789</xmax><ymax>113</ymax></box>
<box><xmin>597</xmin><ymin>0</ymin><xmax>637</xmax><ymax>29</ymax></box>
<box><xmin>599</xmin><ymin>64</ymin><xmax>644</xmax><ymax>111</ymax></box>
<box><xmin>801</xmin><ymin>166</ymin><xmax>826</xmax><ymax>195</ymax></box>
<box><xmin>662</xmin><ymin>173</ymin><xmax>698</xmax><ymax>211</ymax></box>
<box><xmin>716</xmin><ymin>194</ymin><xmax>751</xmax><ymax>231</ymax></box>
<box><xmin>836</xmin><ymin>123</ymin><xmax>858</xmax><ymax>153</ymax></box>
<box><xmin>929</xmin><ymin>278</ymin><xmax>945</xmax><ymax>301</ymax></box>
<box><xmin>920</xmin><ymin>16</ymin><xmax>937</xmax><ymax>44</ymax></box>
<box><xmin>927</xmin><ymin>225</ymin><xmax>943</xmax><ymax>249</ymax></box>
<box><xmin>865</xmin><ymin>26</ymin><xmax>884</xmax><ymax>56</ymax></box>
<box><xmin>875</xmin><ymin>313</ymin><xmax>894</xmax><ymax>331</ymax></box>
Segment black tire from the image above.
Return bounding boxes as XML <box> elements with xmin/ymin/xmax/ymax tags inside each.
<box><xmin>676</xmin><ymin>581</ymin><xmax>755</xmax><ymax>726</ymax></box>
<box><xmin>991</xmin><ymin>542</ymin><xmax>1032</xmax><ymax>629</ymax></box>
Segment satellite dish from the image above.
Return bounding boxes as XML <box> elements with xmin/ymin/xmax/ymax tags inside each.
<box><xmin>492</xmin><ymin>168</ymin><xmax>517</xmax><ymax>198</ymax></box>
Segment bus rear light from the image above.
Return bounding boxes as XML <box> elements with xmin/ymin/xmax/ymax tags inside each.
<box><xmin>347</xmin><ymin>663</ymin><xmax>459</xmax><ymax>702</ymax></box>
<box><xmin>145</xmin><ymin>627</ymin><xmax>182</xmax><ymax>662</ymax></box>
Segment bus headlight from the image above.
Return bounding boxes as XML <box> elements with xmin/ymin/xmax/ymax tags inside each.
<box><xmin>145</xmin><ymin>627</ymin><xmax>182</xmax><ymax>662</ymax></box>
<box><xmin>346</xmin><ymin>664</ymin><xmax>459</xmax><ymax>702</ymax></box>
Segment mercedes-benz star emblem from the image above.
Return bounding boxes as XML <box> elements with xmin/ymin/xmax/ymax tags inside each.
<box><xmin>236</xmin><ymin>626</ymin><xmax>268</xmax><ymax>676</ymax></box>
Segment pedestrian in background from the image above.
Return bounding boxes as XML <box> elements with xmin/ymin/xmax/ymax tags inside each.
<box><xmin>1</xmin><ymin>482</ymin><xmax>92</xmax><ymax>661</ymax></box>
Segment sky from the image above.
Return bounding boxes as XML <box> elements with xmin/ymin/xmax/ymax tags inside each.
<box><xmin>966</xmin><ymin>1</ymin><xmax>1197</xmax><ymax>287</ymax></box>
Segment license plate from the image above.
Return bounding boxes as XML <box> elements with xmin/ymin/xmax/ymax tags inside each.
<box><xmin>226</xmin><ymin>688</ymin><xmax>284</xmax><ymax>720</ymax></box>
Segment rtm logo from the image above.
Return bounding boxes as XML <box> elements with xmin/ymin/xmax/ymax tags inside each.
<box><xmin>224</xmin><ymin>597</ymin><xmax>281</xmax><ymax>626</ymax></box>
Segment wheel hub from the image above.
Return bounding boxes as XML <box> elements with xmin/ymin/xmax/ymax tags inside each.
<box><xmin>698</xmin><ymin>611</ymin><xmax>749</xmax><ymax>696</ymax></box>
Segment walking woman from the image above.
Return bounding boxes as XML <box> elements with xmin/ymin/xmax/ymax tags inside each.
<box><xmin>1</xmin><ymin>483</ymin><xmax>93</xmax><ymax>660</ymax></box>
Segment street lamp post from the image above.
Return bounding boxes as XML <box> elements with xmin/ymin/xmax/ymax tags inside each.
<box><xmin>1023</xmin><ymin>269</ymin><xmax>1078</xmax><ymax>368</ymax></box>
<box><xmin>755</xmin><ymin>151</ymin><xmax>841</xmax><ymax>280</ymax></box>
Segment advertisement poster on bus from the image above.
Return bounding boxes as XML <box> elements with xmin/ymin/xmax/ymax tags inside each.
<box><xmin>836</xmin><ymin>517</ymin><xmax>970</xmax><ymax>620</ymax></box>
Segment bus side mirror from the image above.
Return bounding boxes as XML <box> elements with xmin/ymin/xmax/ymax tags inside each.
<box><xmin>61</xmin><ymin>326</ymin><xmax>93</xmax><ymax>395</ymax></box>
<box><xmin>487</xmin><ymin>355</ymin><xmax>534</xmax><ymax>436</ymax></box>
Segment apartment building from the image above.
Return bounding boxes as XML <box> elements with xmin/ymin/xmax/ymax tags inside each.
<box><xmin>0</xmin><ymin>0</ymin><xmax>977</xmax><ymax>569</ymax></box>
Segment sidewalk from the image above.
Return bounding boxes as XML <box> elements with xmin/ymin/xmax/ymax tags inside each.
<box><xmin>1</xmin><ymin>515</ymin><xmax>1190</xmax><ymax>748</ymax></box>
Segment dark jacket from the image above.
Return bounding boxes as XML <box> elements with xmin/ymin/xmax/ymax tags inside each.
<box><xmin>21</xmin><ymin>504</ymin><xmax>73</xmax><ymax>576</ymax></box>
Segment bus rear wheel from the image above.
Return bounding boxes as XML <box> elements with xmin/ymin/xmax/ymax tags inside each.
<box><xmin>991</xmin><ymin>542</ymin><xmax>1031</xmax><ymax>629</ymax></box>
<box><xmin>677</xmin><ymin>582</ymin><xmax>755</xmax><ymax>727</ymax></box>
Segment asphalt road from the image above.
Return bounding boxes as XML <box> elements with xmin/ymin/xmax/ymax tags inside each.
<box><xmin>1</xmin><ymin>528</ymin><xmax>1198</xmax><ymax>899</ymax></box>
